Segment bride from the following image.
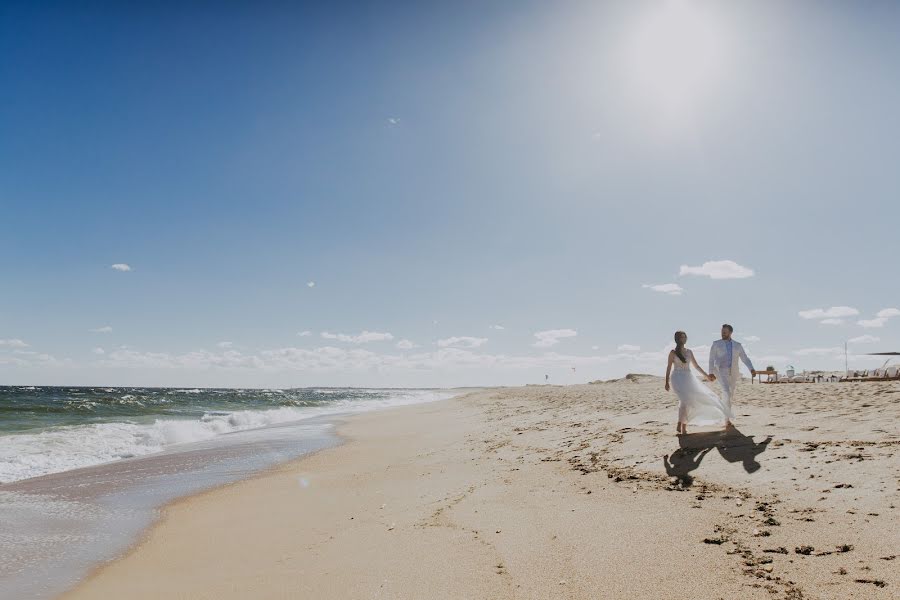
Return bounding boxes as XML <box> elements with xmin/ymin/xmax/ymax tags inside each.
<box><xmin>665</xmin><ymin>331</ymin><xmax>733</xmax><ymax>434</ymax></box>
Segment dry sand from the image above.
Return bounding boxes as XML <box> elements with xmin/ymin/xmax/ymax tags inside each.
<box><xmin>63</xmin><ymin>378</ymin><xmax>899</xmax><ymax>599</ymax></box>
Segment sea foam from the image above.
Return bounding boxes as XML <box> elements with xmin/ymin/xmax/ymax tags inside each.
<box><xmin>0</xmin><ymin>389</ymin><xmax>451</xmax><ymax>484</ymax></box>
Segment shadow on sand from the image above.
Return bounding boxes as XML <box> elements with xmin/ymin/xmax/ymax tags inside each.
<box><xmin>663</xmin><ymin>426</ymin><xmax>772</xmax><ymax>487</ymax></box>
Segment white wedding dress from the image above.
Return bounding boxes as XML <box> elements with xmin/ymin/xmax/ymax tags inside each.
<box><xmin>671</xmin><ymin>348</ymin><xmax>733</xmax><ymax>426</ymax></box>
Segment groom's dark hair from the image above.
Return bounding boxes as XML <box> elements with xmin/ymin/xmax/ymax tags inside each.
<box><xmin>722</xmin><ymin>324</ymin><xmax>734</xmax><ymax>333</ymax></box>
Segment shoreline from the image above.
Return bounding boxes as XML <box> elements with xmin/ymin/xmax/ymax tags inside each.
<box><xmin>61</xmin><ymin>381</ymin><xmax>899</xmax><ymax>599</ymax></box>
<box><xmin>63</xmin><ymin>421</ymin><xmax>351</xmax><ymax>597</ymax></box>
<box><xmin>1</xmin><ymin>389</ymin><xmax>459</xmax><ymax>600</ymax></box>
<box><xmin>59</xmin><ymin>397</ymin><xmax>463</xmax><ymax>596</ymax></box>
<box><xmin>0</xmin><ymin>418</ymin><xmax>340</xmax><ymax>600</ymax></box>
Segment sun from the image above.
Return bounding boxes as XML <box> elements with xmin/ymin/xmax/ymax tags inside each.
<box><xmin>622</xmin><ymin>0</ymin><xmax>728</xmax><ymax>122</ymax></box>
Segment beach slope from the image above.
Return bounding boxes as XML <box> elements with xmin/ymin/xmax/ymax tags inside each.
<box><xmin>64</xmin><ymin>380</ymin><xmax>899</xmax><ymax>599</ymax></box>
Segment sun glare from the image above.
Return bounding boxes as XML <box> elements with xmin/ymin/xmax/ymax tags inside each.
<box><xmin>623</xmin><ymin>0</ymin><xmax>727</xmax><ymax>122</ymax></box>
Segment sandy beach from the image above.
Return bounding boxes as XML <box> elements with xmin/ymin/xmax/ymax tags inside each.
<box><xmin>62</xmin><ymin>378</ymin><xmax>899</xmax><ymax>599</ymax></box>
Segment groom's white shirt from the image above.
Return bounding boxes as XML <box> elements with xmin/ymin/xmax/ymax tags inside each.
<box><xmin>708</xmin><ymin>339</ymin><xmax>754</xmax><ymax>389</ymax></box>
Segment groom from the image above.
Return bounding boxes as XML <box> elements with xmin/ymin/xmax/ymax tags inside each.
<box><xmin>708</xmin><ymin>324</ymin><xmax>756</xmax><ymax>425</ymax></box>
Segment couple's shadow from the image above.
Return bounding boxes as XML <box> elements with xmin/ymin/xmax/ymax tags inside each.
<box><xmin>663</xmin><ymin>426</ymin><xmax>772</xmax><ymax>487</ymax></box>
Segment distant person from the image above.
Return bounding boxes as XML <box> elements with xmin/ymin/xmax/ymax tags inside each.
<box><xmin>665</xmin><ymin>331</ymin><xmax>730</xmax><ymax>434</ymax></box>
<box><xmin>708</xmin><ymin>324</ymin><xmax>756</xmax><ymax>428</ymax></box>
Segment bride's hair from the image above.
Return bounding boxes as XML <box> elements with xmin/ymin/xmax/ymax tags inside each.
<box><xmin>673</xmin><ymin>331</ymin><xmax>687</xmax><ymax>363</ymax></box>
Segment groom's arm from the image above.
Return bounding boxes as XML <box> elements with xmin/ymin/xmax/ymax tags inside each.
<box><xmin>739</xmin><ymin>345</ymin><xmax>755</xmax><ymax>374</ymax></box>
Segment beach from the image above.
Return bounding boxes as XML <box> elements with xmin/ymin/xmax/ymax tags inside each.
<box><xmin>61</xmin><ymin>378</ymin><xmax>899</xmax><ymax>599</ymax></box>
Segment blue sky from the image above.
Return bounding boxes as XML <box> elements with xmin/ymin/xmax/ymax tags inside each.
<box><xmin>2</xmin><ymin>0</ymin><xmax>898</xmax><ymax>387</ymax></box>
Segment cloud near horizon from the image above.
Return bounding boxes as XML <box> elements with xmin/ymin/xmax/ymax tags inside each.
<box><xmin>533</xmin><ymin>329</ymin><xmax>577</xmax><ymax>348</ymax></box>
<box><xmin>320</xmin><ymin>330</ymin><xmax>394</xmax><ymax>344</ymax></box>
<box><xmin>857</xmin><ymin>307</ymin><xmax>900</xmax><ymax>328</ymax></box>
<box><xmin>642</xmin><ymin>283</ymin><xmax>683</xmax><ymax>296</ymax></box>
<box><xmin>91</xmin><ymin>342</ymin><xmax>677</xmax><ymax>374</ymax></box>
<box><xmin>437</xmin><ymin>336</ymin><xmax>488</xmax><ymax>349</ymax></box>
<box><xmin>110</xmin><ymin>263</ymin><xmax>131</xmax><ymax>272</ymax></box>
<box><xmin>798</xmin><ymin>306</ymin><xmax>859</xmax><ymax>323</ymax></box>
<box><xmin>0</xmin><ymin>339</ymin><xmax>29</xmax><ymax>348</ymax></box>
<box><xmin>858</xmin><ymin>318</ymin><xmax>887</xmax><ymax>328</ymax></box>
<box><xmin>679</xmin><ymin>260</ymin><xmax>754</xmax><ymax>279</ymax></box>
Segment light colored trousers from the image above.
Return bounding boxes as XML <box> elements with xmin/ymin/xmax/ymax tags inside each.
<box><xmin>717</xmin><ymin>372</ymin><xmax>737</xmax><ymax>405</ymax></box>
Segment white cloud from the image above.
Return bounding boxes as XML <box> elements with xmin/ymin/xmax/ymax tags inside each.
<box><xmin>679</xmin><ymin>260</ymin><xmax>754</xmax><ymax>279</ymax></box>
<box><xmin>0</xmin><ymin>350</ymin><xmax>65</xmax><ymax>368</ymax></box>
<box><xmin>798</xmin><ymin>306</ymin><xmax>859</xmax><ymax>320</ymax></box>
<box><xmin>437</xmin><ymin>336</ymin><xmax>488</xmax><ymax>349</ymax></box>
<box><xmin>857</xmin><ymin>308</ymin><xmax>900</xmax><ymax>328</ymax></box>
<box><xmin>858</xmin><ymin>318</ymin><xmax>887</xmax><ymax>328</ymax></box>
<box><xmin>90</xmin><ymin>326</ymin><xmax>113</xmax><ymax>333</ymax></box>
<box><xmin>0</xmin><ymin>339</ymin><xmax>29</xmax><ymax>348</ymax></box>
<box><xmin>88</xmin><ymin>339</ymin><xmax>716</xmax><ymax>377</ymax></box>
<box><xmin>533</xmin><ymin>329</ymin><xmax>577</xmax><ymax>348</ymax></box>
<box><xmin>489</xmin><ymin>324</ymin><xmax>505</xmax><ymax>330</ymax></box>
<box><xmin>744</xmin><ymin>335</ymin><xmax>760</xmax><ymax>343</ymax></box>
<box><xmin>642</xmin><ymin>283</ymin><xmax>683</xmax><ymax>296</ymax></box>
<box><xmin>217</xmin><ymin>341</ymin><xmax>234</xmax><ymax>348</ymax></box>
<box><xmin>617</xmin><ymin>344</ymin><xmax>641</xmax><ymax>353</ymax></box>
<box><xmin>819</xmin><ymin>319</ymin><xmax>845</xmax><ymax>325</ymax></box>
<box><xmin>387</xmin><ymin>117</ymin><xmax>400</xmax><ymax>125</ymax></box>
<box><xmin>92</xmin><ymin>347</ymin><xmax>105</xmax><ymax>355</ymax></box>
<box><xmin>849</xmin><ymin>335</ymin><xmax>880</xmax><ymax>344</ymax></box>
<box><xmin>99</xmin><ymin>348</ymin><xmax>266</xmax><ymax>370</ymax></box>
<box><xmin>110</xmin><ymin>263</ymin><xmax>132</xmax><ymax>272</ymax></box>
<box><xmin>320</xmin><ymin>330</ymin><xmax>394</xmax><ymax>344</ymax></box>
<box><xmin>307</xmin><ymin>281</ymin><xmax>316</xmax><ymax>288</ymax></box>
<box><xmin>396</xmin><ymin>339</ymin><xmax>417</xmax><ymax>350</ymax></box>
<box><xmin>591</xmin><ymin>345</ymin><xmax>600</xmax><ymax>351</ymax></box>
<box><xmin>297</xmin><ymin>331</ymin><xmax>312</xmax><ymax>337</ymax></box>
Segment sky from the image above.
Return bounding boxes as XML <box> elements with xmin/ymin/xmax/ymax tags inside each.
<box><xmin>1</xmin><ymin>0</ymin><xmax>899</xmax><ymax>388</ymax></box>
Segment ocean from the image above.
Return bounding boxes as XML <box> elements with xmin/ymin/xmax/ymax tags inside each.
<box><xmin>0</xmin><ymin>386</ymin><xmax>453</xmax><ymax>599</ymax></box>
<box><xmin>0</xmin><ymin>385</ymin><xmax>451</xmax><ymax>484</ymax></box>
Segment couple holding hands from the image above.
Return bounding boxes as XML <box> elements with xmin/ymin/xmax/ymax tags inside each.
<box><xmin>665</xmin><ymin>324</ymin><xmax>757</xmax><ymax>435</ymax></box>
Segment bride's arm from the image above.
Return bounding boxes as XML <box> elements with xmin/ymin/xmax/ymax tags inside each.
<box><xmin>665</xmin><ymin>351</ymin><xmax>674</xmax><ymax>391</ymax></box>
<box><xmin>691</xmin><ymin>351</ymin><xmax>713</xmax><ymax>381</ymax></box>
